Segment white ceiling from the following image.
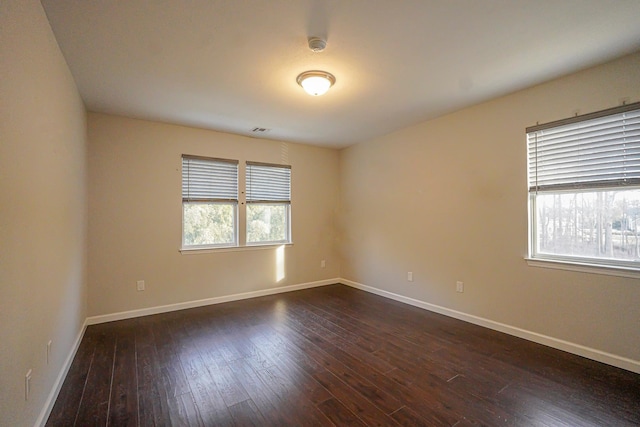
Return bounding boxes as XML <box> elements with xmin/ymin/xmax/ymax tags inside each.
<box><xmin>41</xmin><ymin>0</ymin><xmax>640</xmax><ymax>148</ymax></box>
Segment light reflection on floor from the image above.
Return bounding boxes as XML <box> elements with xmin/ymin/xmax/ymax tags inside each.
<box><xmin>173</xmin><ymin>299</ymin><xmax>303</xmax><ymax>414</ymax></box>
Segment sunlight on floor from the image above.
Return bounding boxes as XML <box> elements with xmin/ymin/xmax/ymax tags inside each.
<box><xmin>274</xmin><ymin>299</ymin><xmax>287</xmax><ymax>323</ymax></box>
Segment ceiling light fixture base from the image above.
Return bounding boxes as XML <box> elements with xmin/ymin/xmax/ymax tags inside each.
<box><xmin>308</xmin><ymin>37</ymin><xmax>327</xmax><ymax>52</ymax></box>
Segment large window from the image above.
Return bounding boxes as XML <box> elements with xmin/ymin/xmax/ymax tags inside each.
<box><xmin>527</xmin><ymin>102</ymin><xmax>640</xmax><ymax>269</ymax></box>
<box><xmin>182</xmin><ymin>155</ymin><xmax>238</xmax><ymax>248</ymax></box>
<box><xmin>182</xmin><ymin>155</ymin><xmax>291</xmax><ymax>249</ymax></box>
<box><xmin>246</xmin><ymin>162</ymin><xmax>291</xmax><ymax>244</ymax></box>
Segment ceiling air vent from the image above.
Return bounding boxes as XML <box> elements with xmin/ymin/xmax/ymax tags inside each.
<box><xmin>251</xmin><ymin>127</ymin><xmax>270</xmax><ymax>133</ymax></box>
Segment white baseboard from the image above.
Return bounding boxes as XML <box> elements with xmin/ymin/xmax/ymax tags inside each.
<box><xmin>35</xmin><ymin>318</ymin><xmax>88</xmax><ymax>427</ymax></box>
<box><xmin>87</xmin><ymin>278</ymin><xmax>340</xmax><ymax>325</ymax></box>
<box><xmin>340</xmin><ymin>279</ymin><xmax>640</xmax><ymax>374</ymax></box>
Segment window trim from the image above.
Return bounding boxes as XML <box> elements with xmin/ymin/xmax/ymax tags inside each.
<box><xmin>526</xmin><ymin>102</ymin><xmax>640</xmax><ymax>273</ymax></box>
<box><xmin>180</xmin><ymin>242</ymin><xmax>293</xmax><ymax>255</ymax></box>
<box><xmin>525</xmin><ymin>257</ymin><xmax>640</xmax><ymax>279</ymax></box>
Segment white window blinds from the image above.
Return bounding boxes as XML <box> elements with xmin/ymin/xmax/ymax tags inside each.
<box><xmin>182</xmin><ymin>155</ymin><xmax>238</xmax><ymax>202</ymax></box>
<box><xmin>246</xmin><ymin>162</ymin><xmax>291</xmax><ymax>203</ymax></box>
<box><xmin>527</xmin><ymin>103</ymin><xmax>640</xmax><ymax>192</ymax></box>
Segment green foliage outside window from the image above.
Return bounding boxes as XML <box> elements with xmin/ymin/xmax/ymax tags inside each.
<box><xmin>247</xmin><ymin>204</ymin><xmax>287</xmax><ymax>243</ymax></box>
<box><xmin>183</xmin><ymin>203</ymin><xmax>235</xmax><ymax>246</ymax></box>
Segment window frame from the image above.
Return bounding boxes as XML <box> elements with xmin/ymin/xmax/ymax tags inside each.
<box><xmin>527</xmin><ymin>188</ymin><xmax>640</xmax><ymax>269</ymax></box>
<box><xmin>182</xmin><ymin>201</ymin><xmax>239</xmax><ymax>249</ymax></box>
<box><xmin>181</xmin><ymin>155</ymin><xmax>292</xmax><ymax>252</ymax></box>
<box><xmin>181</xmin><ymin>155</ymin><xmax>239</xmax><ymax>249</ymax></box>
<box><xmin>245</xmin><ymin>202</ymin><xmax>292</xmax><ymax>246</ymax></box>
<box><xmin>245</xmin><ymin>161</ymin><xmax>292</xmax><ymax>246</ymax></box>
<box><xmin>526</xmin><ymin>102</ymin><xmax>640</xmax><ymax>273</ymax></box>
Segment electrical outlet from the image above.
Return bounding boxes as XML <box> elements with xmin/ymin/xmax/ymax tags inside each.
<box><xmin>407</xmin><ymin>272</ymin><xmax>413</xmax><ymax>282</ymax></box>
<box><xmin>136</xmin><ymin>280</ymin><xmax>145</xmax><ymax>291</ymax></box>
<box><xmin>321</xmin><ymin>260</ymin><xmax>326</xmax><ymax>268</ymax></box>
<box><xmin>47</xmin><ymin>340</ymin><xmax>52</xmax><ymax>364</ymax></box>
<box><xmin>25</xmin><ymin>369</ymin><xmax>32</xmax><ymax>400</ymax></box>
<box><xmin>456</xmin><ymin>281</ymin><xmax>464</xmax><ymax>293</ymax></box>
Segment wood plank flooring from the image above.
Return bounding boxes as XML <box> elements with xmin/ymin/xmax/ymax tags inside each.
<box><xmin>46</xmin><ymin>284</ymin><xmax>640</xmax><ymax>426</ymax></box>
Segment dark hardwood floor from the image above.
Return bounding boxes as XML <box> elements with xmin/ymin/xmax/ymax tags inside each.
<box><xmin>46</xmin><ymin>284</ymin><xmax>640</xmax><ymax>426</ymax></box>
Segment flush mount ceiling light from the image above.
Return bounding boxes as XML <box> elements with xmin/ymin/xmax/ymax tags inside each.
<box><xmin>296</xmin><ymin>70</ymin><xmax>336</xmax><ymax>96</ymax></box>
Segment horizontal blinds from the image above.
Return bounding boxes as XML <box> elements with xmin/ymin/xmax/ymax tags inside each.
<box><xmin>182</xmin><ymin>155</ymin><xmax>238</xmax><ymax>202</ymax></box>
<box><xmin>527</xmin><ymin>104</ymin><xmax>640</xmax><ymax>192</ymax></box>
<box><xmin>246</xmin><ymin>162</ymin><xmax>291</xmax><ymax>203</ymax></box>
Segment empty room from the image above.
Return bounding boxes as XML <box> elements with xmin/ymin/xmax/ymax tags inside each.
<box><xmin>2</xmin><ymin>0</ymin><xmax>640</xmax><ymax>426</ymax></box>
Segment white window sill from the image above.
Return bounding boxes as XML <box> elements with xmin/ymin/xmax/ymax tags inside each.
<box><xmin>525</xmin><ymin>257</ymin><xmax>640</xmax><ymax>279</ymax></box>
<box><xmin>180</xmin><ymin>242</ymin><xmax>293</xmax><ymax>255</ymax></box>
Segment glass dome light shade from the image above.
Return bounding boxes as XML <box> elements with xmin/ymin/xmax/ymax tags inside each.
<box><xmin>296</xmin><ymin>71</ymin><xmax>336</xmax><ymax>96</ymax></box>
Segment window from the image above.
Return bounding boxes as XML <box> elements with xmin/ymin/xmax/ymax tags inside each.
<box><xmin>527</xmin><ymin>102</ymin><xmax>640</xmax><ymax>269</ymax></box>
<box><xmin>246</xmin><ymin>162</ymin><xmax>291</xmax><ymax>244</ymax></box>
<box><xmin>182</xmin><ymin>155</ymin><xmax>238</xmax><ymax>248</ymax></box>
<box><xmin>181</xmin><ymin>156</ymin><xmax>292</xmax><ymax>250</ymax></box>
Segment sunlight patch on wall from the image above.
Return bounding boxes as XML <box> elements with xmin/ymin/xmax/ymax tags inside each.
<box><xmin>276</xmin><ymin>245</ymin><xmax>285</xmax><ymax>282</ymax></box>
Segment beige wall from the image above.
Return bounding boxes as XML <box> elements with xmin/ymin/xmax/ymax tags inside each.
<box><xmin>339</xmin><ymin>52</ymin><xmax>640</xmax><ymax>361</ymax></box>
<box><xmin>0</xmin><ymin>1</ymin><xmax>88</xmax><ymax>426</ymax></box>
<box><xmin>88</xmin><ymin>113</ymin><xmax>340</xmax><ymax>316</ymax></box>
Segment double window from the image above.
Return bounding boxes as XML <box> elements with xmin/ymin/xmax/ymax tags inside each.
<box><xmin>182</xmin><ymin>155</ymin><xmax>291</xmax><ymax>249</ymax></box>
<box><xmin>527</xmin><ymin>102</ymin><xmax>640</xmax><ymax>269</ymax></box>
